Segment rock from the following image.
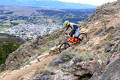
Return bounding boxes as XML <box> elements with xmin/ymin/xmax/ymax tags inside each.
<box><xmin>49</xmin><ymin>46</ymin><xmax>59</xmax><ymax>55</ymax></box>
<box><xmin>5</xmin><ymin>42</ymin><xmax>34</xmax><ymax>70</ymax></box>
<box><xmin>90</xmin><ymin>57</ymin><xmax>120</xmax><ymax>80</ymax></box>
<box><xmin>105</xmin><ymin>26</ymin><xmax>115</xmax><ymax>33</ymax></box>
<box><xmin>32</xmin><ymin>71</ymin><xmax>51</xmax><ymax>80</ymax></box>
<box><xmin>54</xmin><ymin>70</ymin><xmax>78</xmax><ymax>80</ymax></box>
<box><xmin>72</xmin><ymin>56</ymin><xmax>83</xmax><ymax>64</ymax></box>
<box><xmin>0</xmin><ymin>64</ymin><xmax>6</xmax><ymax>72</ymax></box>
<box><xmin>51</xmin><ymin>53</ymin><xmax>74</xmax><ymax>66</ymax></box>
<box><xmin>94</xmin><ymin>26</ymin><xmax>116</xmax><ymax>36</ymax></box>
<box><xmin>100</xmin><ymin>58</ymin><xmax>120</xmax><ymax>80</ymax></box>
<box><xmin>118</xmin><ymin>0</ymin><xmax>120</xmax><ymax>2</ymax></box>
<box><xmin>94</xmin><ymin>26</ymin><xmax>106</xmax><ymax>36</ymax></box>
<box><xmin>85</xmin><ymin>0</ymin><xmax>120</xmax><ymax>23</ymax></box>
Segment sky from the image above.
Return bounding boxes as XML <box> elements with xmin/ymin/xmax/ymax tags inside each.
<box><xmin>58</xmin><ymin>0</ymin><xmax>117</xmax><ymax>6</ymax></box>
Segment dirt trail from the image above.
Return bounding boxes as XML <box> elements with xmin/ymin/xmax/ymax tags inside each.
<box><xmin>0</xmin><ymin>53</ymin><xmax>58</xmax><ymax>80</ymax></box>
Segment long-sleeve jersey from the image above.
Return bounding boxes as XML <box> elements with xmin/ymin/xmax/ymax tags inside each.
<box><xmin>64</xmin><ymin>23</ymin><xmax>79</xmax><ymax>32</ymax></box>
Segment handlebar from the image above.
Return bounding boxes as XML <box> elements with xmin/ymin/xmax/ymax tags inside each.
<box><xmin>63</xmin><ymin>33</ymin><xmax>69</xmax><ymax>40</ymax></box>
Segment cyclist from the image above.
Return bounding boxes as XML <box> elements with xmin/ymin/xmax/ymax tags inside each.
<box><xmin>63</xmin><ymin>21</ymin><xmax>82</xmax><ymax>42</ymax></box>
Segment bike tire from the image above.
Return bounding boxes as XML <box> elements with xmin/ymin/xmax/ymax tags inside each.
<box><xmin>78</xmin><ymin>33</ymin><xmax>87</xmax><ymax>41</ymax></box>
<box><xmin>59</xmin><ymin>42</ymin><xmax>70</xmax><ymax>53</ymax></box>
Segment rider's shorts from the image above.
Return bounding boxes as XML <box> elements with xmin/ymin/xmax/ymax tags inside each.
<box><xmin>74</xmin><ymin>28</ymin><xmax>80</xmax><ymax>38</ymax></box>
<box><xmin>69</xmin><ymin>27</ymin><xmax>79</xmax><ymax>38</ymax></box>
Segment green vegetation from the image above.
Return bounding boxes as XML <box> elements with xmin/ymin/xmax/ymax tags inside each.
<box><xmin>118</xmin><ymin>43</ymin><xmax>120</xmax><ymax>51</ymax></box>
<box><xmin>0</xmin><ymin>41</ymin><xmax>20</xmax><ymax>65</ymax></box>
<box><xmin>78</xmin><ymin>51</ymin><xmax>92</xmax><ymax>61</ymax></box>
<box><xmin>106</xmin><ymin>33</ymin><xmax>113</xmax><ymax>41</ymax></box>
<box><xmin>61</xmin><ymin>65</ymin><xmax>70</xmax><ymax>72</ymax></box>
<box><xmin>36</xmin><ymin>9</ymin><xmax>93</xmax><ymax>23</ymax></box>
<box><xmin>37</xmin><ymin>67</ymin><xmax>51</xmax><ymax>73</ymax></box>
<box><xmin>99</xmin><ymin>52</ymin><xmax>107</xmax><ymax>61</ymax></box>
<box><xmin>93</xmin><ymin>44</ymin><xmax>101</xmax><ymax>50</ymax></box>
<box><xmin>60</xmin><ymin>49</ymin><xmax>75</xmax><ymax>58</ymax></box>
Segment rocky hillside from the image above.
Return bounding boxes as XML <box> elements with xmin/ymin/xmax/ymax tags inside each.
<box><xmin>0</xmin><ymin>33</ymin><xmax>25</xmax><ymax>65</ymax></box>
<box><xmin>0</xmin><ymin>0</ymin><xmax>120</xmax><ymax>80</ymax></box>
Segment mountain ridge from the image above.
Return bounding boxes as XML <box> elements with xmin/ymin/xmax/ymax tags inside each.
<box><xmin>0</xmin><ymin>0</ymin><xmax>97</xmax><ymax>9</ymax></box>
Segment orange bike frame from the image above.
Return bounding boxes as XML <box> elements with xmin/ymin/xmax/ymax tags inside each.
<box><xmin>66</xmin><ymin>36</ymin><xmax>79</xmax><ymax>44</ymax></box>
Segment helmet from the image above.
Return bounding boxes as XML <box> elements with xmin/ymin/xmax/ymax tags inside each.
<box><xmin>64</xmin><ymin>21</ymin><xmax>70</xmax><ymax>27</ymax></box>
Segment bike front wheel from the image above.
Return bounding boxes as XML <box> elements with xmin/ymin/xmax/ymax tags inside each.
<box><xmin>59</xmin><ymin>42</ymin><xmax>70</xmax><ymax>53</ymax></box>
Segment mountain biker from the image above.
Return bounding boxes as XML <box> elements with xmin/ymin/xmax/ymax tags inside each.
<box><xmin>63</xmin><ymin>21</ymin><xmax>81</xmax><ymax>42</ymax></box>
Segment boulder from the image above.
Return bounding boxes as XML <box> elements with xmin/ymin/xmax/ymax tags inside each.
<box><xmin>32</xmin><ymin>71</ymin><xmax>51</xmax><ymax>80</ymax></box>
<box><xmin>49</xmin><ymin>46</ymin><xmax>59</xmax><ymax>55</ymax></box>
<box><xmin>100</xmin><ymin>58</ymin><xmax>120</xmax><ymax>80</ymax></box>
<box><xmin>90</xmin><ymin>57</ymin><xmax>120</xmax><ymax>80</ymax></box>
<box><xmin>51</xmin><ymin>53</ymin><xmax>74</xmax><ymax>66</ymax></box>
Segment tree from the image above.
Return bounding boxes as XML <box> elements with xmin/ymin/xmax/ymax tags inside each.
<box><xmin>0</xmin><ymin>41</ymin><xmax>20</xmax><ymax>65</ymax></box>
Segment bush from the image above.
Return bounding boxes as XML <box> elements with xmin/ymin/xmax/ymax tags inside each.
<box><xmin>78</xmin><ymin>51</ymin><xmax>93</xmax><ymax>61</ymax></box>
<box><xmin>37</xmin><ymin>67</ymin><xmax>51</xmax><ymax>73</ymax></box>
<box><xmin>0</xmin><ymin>41</ymin><xmax>20</xmax><ymax>65</ymax></box>
<box><xmin>118</xmin><ymin>43</ymin><xmax>120</xmax><ymax>51</ymax></box>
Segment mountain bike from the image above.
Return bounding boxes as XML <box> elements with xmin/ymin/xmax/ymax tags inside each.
<box><xmin>59</xmin><ymin>32</ymin><xmax>87</xmax><ymax>52</ymax></box>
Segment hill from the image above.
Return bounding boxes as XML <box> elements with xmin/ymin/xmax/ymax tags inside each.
<box><xmin>0</xmin><ymin>0</ymin><xmax>120</xmax><ymax>80</ymax></box>
<box><xmin>0</xmin><ymin>6</ymin><xmax>94</xmax><ymax>40</ymax></box>
<box><xmin>0</xmin><ymin>0</ymin><xmax>97</xmax><ymax>9</ymax></box>
<box><xmin>0</xmin><ymin>5</ymin><xmax>94</xmax><ymax>25</ymax></box>
<box><xmin>0</xmin><ymin>33</ymin><xmax>25</xmax><ymax>43</ymax></box>
<box><xmin>0</xmin><ymin>33</ymin><xmax>25</xmax><ymax>65</ymax></box>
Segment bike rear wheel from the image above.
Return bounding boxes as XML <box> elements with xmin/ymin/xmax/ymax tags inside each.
<box><xmin>59</xmin><ymin>42</ymin><xmax>70</xmax><ymax>53</ymax></box>
<box><xmin>78</xmin><ymin>33</ymin><xmax>87</xmax><ymax>41</ymax></box>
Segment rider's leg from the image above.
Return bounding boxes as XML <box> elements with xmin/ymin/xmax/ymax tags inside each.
<box><xmin>69</xmin><ymin>29</ymin><xmax>76</xmax><ymax>37</ymax></box>
<box><xmin>69</xmin><ymin>29</ymin><xmax>76</xmax><ymax>43</ymax></box>
<box><xmin>74</xmin><ymin>28</ymin><xmax>80</xmax><ymax>39</ymax></box>
<box><xmin>74</xmin><ymin>28</ymin><xmax>80</xmax><ymax>42</ymax></box>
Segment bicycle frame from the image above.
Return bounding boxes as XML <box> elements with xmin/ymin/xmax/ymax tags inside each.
<box><xmin>64</xmin><ymin>35</ymin><xmax>79</xmax><ymax>44</ymax></box>
<box><xmin>59</xmin><ymin>33</ymin><xmax>87</xmax><ymax>52</ymax></box>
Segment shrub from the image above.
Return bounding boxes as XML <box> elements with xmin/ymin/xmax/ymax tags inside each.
<box><xmin>78</xmin><ymin>51</ymin><xmax>92</xmax><ymax>61</ymax></box>
<box><xmin>37</xmin><ymin>67</ymin><xmax>51</xmax><ymax>73</ymax></box>
<box><xmin>60</xmin><ymin>50</ymin><xmax>75</xmax><ymax>59</ymax></box>
<box><xmin>118</xmin><ymin>43</ymin><xmax>120</xmax><ymax>51</ymax></box>
<box><xmin>0</xmin><ymin>41</ymin><xmax>20</xmax><ymax>65</ymax></box>
<box><xmin>106</xmin><ymin>33</ymin><xmax>113</xmax><ymax>40</ymax></box>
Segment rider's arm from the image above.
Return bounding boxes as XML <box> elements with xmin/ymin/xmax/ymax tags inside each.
<box><xmin>64</xmin><ymin>25</ymin><xmax>72</xmax><ymax>33</ymax></box>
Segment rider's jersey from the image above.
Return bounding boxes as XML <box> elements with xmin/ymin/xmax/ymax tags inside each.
<box><xmin>70</xmin><ymin>23</ymin><xmax>79</xmax><ymax>30</ymax></box>
<box><xmin>64</xmin><ymin>23</ymin><xmax>79</xmax><ymax>32</ymax></box>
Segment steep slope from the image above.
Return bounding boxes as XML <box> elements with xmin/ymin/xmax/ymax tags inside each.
<box><xmin>0</xmin><ymin>33</ymin><xmax>25</xmax><ymax>65</ymax></box>
<box><xmin>0</xmin><ymin>0</ymin><xmax>120</xmax><ymax>80</ymax></box>
<box><xmin>30</xmin><ymin>1</ymin><xmax>120</xmax><ymax>80</ymax></box>
<box><xmin>3</xmin><ymin>29</ymin><xmax>63</xmax><ymax>70</ymax></box>
<box><xmin>0</xmin><ymin>29</ymin><xmax>63</xmax><ymax>80</ymax></box>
